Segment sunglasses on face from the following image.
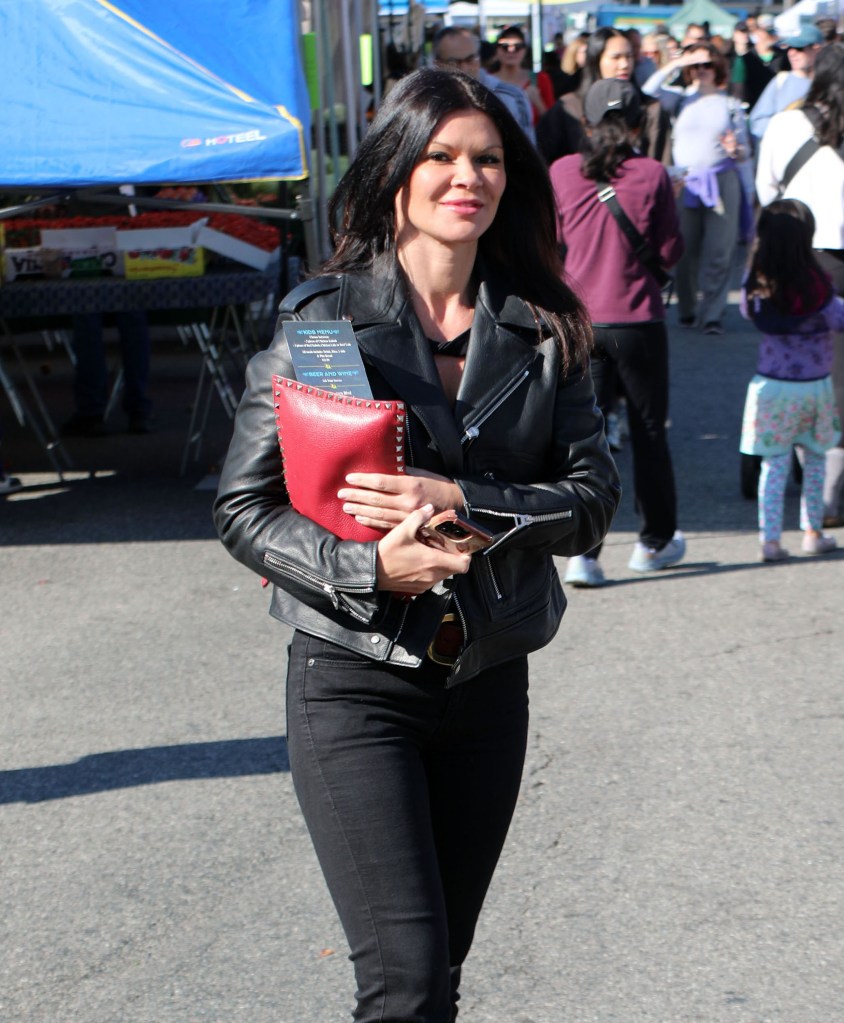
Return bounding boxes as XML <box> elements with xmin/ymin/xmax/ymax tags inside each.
<box><xmin>498</xmin><ymin>41</ymin><xmax>526</xmax><ymax>53</ymax></box>
<box><xmin>693</xmin><ymin>61</ymin><xmax>714</xmax><ymax>69</ymax></box>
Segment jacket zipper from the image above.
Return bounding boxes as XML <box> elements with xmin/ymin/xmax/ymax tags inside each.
<box><xmin>484</xmin><ymin>556</ymin><xmax>504</xmax><ymax>602</ymax></box>
<box><xmin>473</xmin><ymin>508</ymin><xmax>573</xmax><ymax>526</ymax></box>
<box><xmin>461</xmin><ymin>369</ymin><xmax>530</xmax><ymax>446</ymax></box>
<box><xmin>472</xmin><ymin>508</ymin><xmax>574</xmax><ymax>553</ymax></box>
<box><xmin>263</xmin><ymin>552</ymin><xmax>372</xmax><ymax>623</ymax></box>
<box><xmin>453</xmin><ymin>592</ymin><xmax>469</xmax><ymax>642</ymax></box>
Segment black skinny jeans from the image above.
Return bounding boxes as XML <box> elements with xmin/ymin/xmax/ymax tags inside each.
<box><xmin>285</xmin><ymin>631</ymin><xmax>530</xmax><ymax>1023</ymax></box>
<box><xmin>589</xmin><ymin>321</ymin><xmax>678</xmax><ymax>554</ymax></box>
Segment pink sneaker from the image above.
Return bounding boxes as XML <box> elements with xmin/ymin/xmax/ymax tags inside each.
<box><xmin>801</xmin><ymin>533</ymin><xmax>837</xmax><ymax>555</ymax></box>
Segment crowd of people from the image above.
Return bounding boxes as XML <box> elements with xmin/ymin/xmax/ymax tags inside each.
<box><xmin>428</xmin><ymin>15</ymin><xmax>844</xmax><ymax>580</ymax></box>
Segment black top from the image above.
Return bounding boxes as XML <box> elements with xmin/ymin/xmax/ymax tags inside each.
<box><xmin>428</xmin><ymin>327</ymin><xmax>471</xmax><ymax>358</ymax></box>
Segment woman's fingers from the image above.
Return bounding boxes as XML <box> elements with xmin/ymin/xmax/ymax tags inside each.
<box><xmin>339</xmin><ymin>471</ymin><xmax>464</xmax><ymax>522</ymax></box>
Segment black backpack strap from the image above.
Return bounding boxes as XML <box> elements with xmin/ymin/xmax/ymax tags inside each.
<box><xmin>778</xmin><ymin>137</ymin><xmax>820</xmax><ymax>196</ymax></box>
<box><xmin>596</xmin><ymin>181</ymin><xmax>671</xmax><ymax>288</ymax></box>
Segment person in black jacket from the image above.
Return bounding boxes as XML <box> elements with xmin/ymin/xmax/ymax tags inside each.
<box><xmin>214</xmin><ymin>68</ymin><xmax>619</xmax><ymax>1023</ymax></box>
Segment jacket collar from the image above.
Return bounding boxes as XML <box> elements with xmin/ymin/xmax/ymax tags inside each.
<box><xmin>334</xmin><ymin>259</ymin><xmax>548</xmax><ymax>337</ymax></box>
<box><xmin>336</xmin><ymin>261</ymin><xmax>545</xmax><ymax>474</ymax></box>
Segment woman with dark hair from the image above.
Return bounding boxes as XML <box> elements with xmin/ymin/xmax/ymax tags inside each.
<box><xmin>757</xmin><ymin>42</ymin><xmax>844</xmax><ymax>526</ymax></box>
<box><xmin>214</xmin><ymin>67</ymin><xmax>619</xmax><ymax>1023</ymax></box>
<box><xmin>551</xmin><ymin>79</ymin><xmax>685</xmax><ymax>585</ymax></box>
<box><xmin>643</xmin><ymin>42</ymin><xmax>751</xmax><ymax>333</ymax></box>
<box><xmin>537</xmin><ymin>27</ymin><xmax>671</xmax><ymax>167</ymax></box>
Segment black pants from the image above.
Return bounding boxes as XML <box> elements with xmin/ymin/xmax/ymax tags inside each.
<box><xmin>286</xmin><ymin>632</ymin><xmax>530</xmax><ymax>1023</ymax></box>
<box><xmin>589</xmin><ymin>321</ymin><xmax>678</xmax><ymax>553</ymax></box>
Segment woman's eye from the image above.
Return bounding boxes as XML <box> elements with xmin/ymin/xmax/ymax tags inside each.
<box><xmin>427</xmin><ymin>151</ymin><xmax>451</xmax><ymax>162</ymax></box>
<box><xmin>477</xmin><ymin>154</ymin><xmax>502</xmax><ymax>166</ymax></box>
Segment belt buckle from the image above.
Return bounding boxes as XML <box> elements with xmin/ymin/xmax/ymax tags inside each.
<box><xmin>427</xmin><ymin>612</ymin><xmax>463</xmax><ymax>667</ymax></box>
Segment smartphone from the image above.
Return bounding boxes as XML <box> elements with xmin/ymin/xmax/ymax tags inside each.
<box><xmin>417</xmin><ymin>510</ymin><xmax>495</xmax><ymax>555</ymax></box>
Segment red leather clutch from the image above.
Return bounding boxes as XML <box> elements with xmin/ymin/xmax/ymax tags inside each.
<box><xmin>272</xmin><ymin>375</ymin><xmax>406</xmax><ymax>542</ymax></box>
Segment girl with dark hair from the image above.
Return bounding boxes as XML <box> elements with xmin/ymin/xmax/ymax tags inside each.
<box><xmin>214</xmin><ymin>67</ymin><xmax>619</xmax><ymax>1022</ymax></box>
<box><xmin>756</xmin><ymin>42</ymin><xmax>844</xmax><ymax>526</ymax></box>
<box><xmin>739</xmin><ymin>199</ymin><xmax>843</xmax><ymax>561</ymax></box>
<box><xmin>551</xmin><ymin>79</ymin><xmax>685</xmax><ymax>585</ymax></box>
<box><xmin>643</xmin><ymin>42</ymin><xmax>751</xmax><ymax>333</ymax></box>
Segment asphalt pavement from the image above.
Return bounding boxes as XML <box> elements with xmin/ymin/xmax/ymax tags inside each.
<box><xmin>2</xmin><ymin>297</ymin><xmax>842</xmax><ymax>1023</ymax></box>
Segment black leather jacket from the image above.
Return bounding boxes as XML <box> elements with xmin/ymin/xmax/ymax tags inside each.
<box><xmin>214</xmin><ymin>266</ymin><xmax>621</xmax><ymax>685</ymax></box>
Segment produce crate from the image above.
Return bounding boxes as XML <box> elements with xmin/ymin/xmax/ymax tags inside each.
<box><xmin>116</xmin><ymin>221</ymin><xmax>207</xmax><ymax>279</ymax></box>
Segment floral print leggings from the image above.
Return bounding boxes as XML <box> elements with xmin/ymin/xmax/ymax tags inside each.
<box><xmin>759</xmin><ymin>447</ymin><xmax>826</xmax><ymax>542</ymax></box>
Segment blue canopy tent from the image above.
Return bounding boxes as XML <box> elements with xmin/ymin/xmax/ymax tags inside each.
<box><xmin>0</xmin><ymin>0</ymin><xmax>311</xmax><ymax>188</ymax></box>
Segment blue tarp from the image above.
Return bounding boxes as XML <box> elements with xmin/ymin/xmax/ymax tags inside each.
<box><xmin>0</xmin><ymin>0</ymin><xmax>311</xmax><ymax>187</ymax></box>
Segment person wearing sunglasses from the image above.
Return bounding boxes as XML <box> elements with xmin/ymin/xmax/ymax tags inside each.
<box><xmin>432</xmin><ymin>25</ymin><xmax>536</xmax><ymax>143</ymax></box>
<box><xmin>642</xmin><ymin>43</ymin><xmax>752</xmax><ymax>334</ymax></box>
<box><xmin>490</xmin><ymin>25</ymin><xmax>548</xmax><ymax>123</ymax></box>
<box><xmin>748</xmin><ymin>24</ymin><xmax>824</xmax><ymax>142</ymax></box>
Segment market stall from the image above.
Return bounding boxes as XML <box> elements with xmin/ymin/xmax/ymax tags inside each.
<box><xmin>0</xmin><ymin>0</ymin><xmax>313</xmax><ymax>475</ymax></box>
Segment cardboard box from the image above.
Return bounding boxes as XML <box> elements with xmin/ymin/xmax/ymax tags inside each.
<box><xmin>2</xmin><ymin>246</ymin><xmax>123</xmax><ymax>281</ymax></box>
<box><xmin>196</xmin><ymin>224</ymin><xmax>280</xmax><ymax>271</ymax></box>
<box><xmin>116</xmin><ymin>221</ymin><xmax>207</xmax><ymax>279</ymax></box>
<box><xmin>120</xmin><ymin>245</ymin><xmax>205</xmax><ymax>280</ymax></box>
<box><xmin>40</xmin><ymin>226</ymin><xmax>121</xmax><ymax>277</ymax></box>
<box><xmin>3</xmin><ymin>247</ymin><xmax>45</xmax><ymax>282</ymax></box>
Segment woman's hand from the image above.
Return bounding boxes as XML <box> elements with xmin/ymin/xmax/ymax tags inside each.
<box><xmin>376</xmin><ymin>505</ymin><xmax>471</xmax><ymax>594</ymax></box>
<box><xmin>338</xmin><ymin>468</ymin><xmax>464</xmax><ymax>532</ymax></box>
<box><xmin>719</xmin><ymin>129</ymin><xmax>740</xmax><ymax>160</ymax></box>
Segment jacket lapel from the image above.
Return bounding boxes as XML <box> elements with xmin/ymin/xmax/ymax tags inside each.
<box><xmin>454</xmin><ymin>279</ymin><xmax>543</xmax><ymax>442</ymax></box>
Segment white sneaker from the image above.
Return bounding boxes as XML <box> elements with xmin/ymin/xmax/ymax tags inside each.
<box><xmin>628</xmin><ymin>532</ymin><xmax>686</xmax><ymax>572</ymax></box>
<box><xmin>564</xmin><ymin>555</ymin><xmax>606</xmax><ymax>588</ymax></box>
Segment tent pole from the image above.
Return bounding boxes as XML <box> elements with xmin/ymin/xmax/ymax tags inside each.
<box><xmin>315</xmin><ymin>0</ymin><xmax>342</xmax><ymax>196</ymax></box>
<box><xmin>371</xmin><ymin>0</ymin><xmax>382</xmax><ymax>110</ymax></box>
<box><xmin>352</xmin><ymin>0</ymin><xmax>368</xmax><ymax>142</ymax></box>
<box><xmin>312</xmin><ymin>0</ymin><xmax>333</xmax><ymax>258</ymax></box>
<box><xmin>340</xmin><ymin>0</ymin><xmax>359</xmax><ymax>160</ymax></box>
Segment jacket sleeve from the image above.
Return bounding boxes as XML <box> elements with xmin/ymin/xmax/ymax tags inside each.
<box><xmin>213</xmin><ymin>310</ymin><xmax>385</xmax><ymax>625</ymax></box>
<box><xmin>456</xmin><ymin>361</ymin><xmax>621</xmax><ymax>558</ymax></box>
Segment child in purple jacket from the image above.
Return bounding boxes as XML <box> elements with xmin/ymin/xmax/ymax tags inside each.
<box><xmin>740</xmin><ymin>199</ymin><xmax>843</xmax><ymax>562</ymax></box>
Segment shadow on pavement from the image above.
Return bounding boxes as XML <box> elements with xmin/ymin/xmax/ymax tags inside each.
<box><xmin>0</xmin><ymin>736</ymin><xmax>290</xmax><ymax>804</ymax></box>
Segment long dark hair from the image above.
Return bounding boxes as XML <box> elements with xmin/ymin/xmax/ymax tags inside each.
<box><xmin>746</xmin><ymin>199</ymin><xmax>830</xmax><ymax>314</ymax></box>
<box><xmin>583</xmin><ymin>28</ymin><xmax>628</xmax><ymax>91</ymax></box>
<box><xmin>322</xmin><ymin>67</ymin><xmax>592</xmax><ymax>370</ymax></box>
<box><xmin>580</xmin><ymin>112</ymin><xmax>640</xmax><ymax>181</ymax></box>
<box><xmin>804</xmin><ymin>43</ymin><xmax>844</xmax><ymax>149</ymax></box>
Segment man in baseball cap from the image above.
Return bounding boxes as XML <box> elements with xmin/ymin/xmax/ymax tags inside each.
<box><xmin>749</xmin><ymin>23</ymin><xmax>824</xmax><ymax>140</ymax></box>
